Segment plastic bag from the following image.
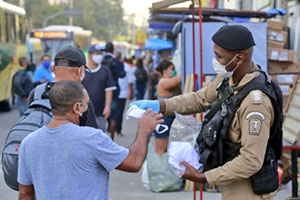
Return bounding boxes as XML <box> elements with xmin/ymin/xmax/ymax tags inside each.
<box><xmin>141</xmin><ymin>161</ymin><xmax>149</xmax><ymax>190</ymax></box>
<box><xmin>147</xmin><ymin>138</ymin><xmax>183</xmax><ymax>193</ymax></box>
<box><xmin>167</xmin><ymin>112</ymin><xmax>202</xmax><ymax>177</ymax></box>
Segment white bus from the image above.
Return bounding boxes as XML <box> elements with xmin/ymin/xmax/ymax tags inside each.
<box><xmin>0</xmin><ymin>0</ymin><xmax>27</xmax><ymax>110</ymax></box>
<box><xmin>28</xmin><ymin>25</ymin><xmax>92</xmax><ymax>62</ymax></box>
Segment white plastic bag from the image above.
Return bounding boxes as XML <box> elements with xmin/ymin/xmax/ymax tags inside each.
<box><xmin>167</xmin><ymin>112</ymin><xmax>202</xmax><ymax>177</ymax></box>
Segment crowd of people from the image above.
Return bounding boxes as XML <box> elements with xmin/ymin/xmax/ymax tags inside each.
<box><xmin>12</xmin><ymin>41</ymin><xmax>179</xmax><ymax>140</ymax></box>
<box><xmin>10</xmin><ymin>25</ymin><xmax>282</xmax><ymax>200</ymax></box>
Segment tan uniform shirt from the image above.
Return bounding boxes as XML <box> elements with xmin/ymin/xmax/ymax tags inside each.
<box><xmin>164</xmin><ymin>67</ymin><xmax>275</xmax><ymax>200</ymax></box>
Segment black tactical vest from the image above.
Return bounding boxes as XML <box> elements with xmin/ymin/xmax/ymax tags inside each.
<box><xmin>197</xmin><ymin>71</ymin><xmax>283</xmax><ymax>172</ymax></box>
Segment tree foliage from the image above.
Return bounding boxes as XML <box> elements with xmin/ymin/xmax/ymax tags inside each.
<box><xmin>7</xmin><ymin>0</ymin><xmax>128</xmax><ymax>41</ymax></box>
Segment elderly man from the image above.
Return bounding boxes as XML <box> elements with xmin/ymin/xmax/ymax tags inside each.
<box><xmin>27</xmin><ymin>46</ymin><xmax>98</xmax><ymax>128</ymax></box>
<box><xmin>18</xmin><ymin>80</ymin><xmax>163</xmax><ymax>200</ymax></box>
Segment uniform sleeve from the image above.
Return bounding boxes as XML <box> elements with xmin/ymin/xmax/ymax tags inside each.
<box><xmin>204</xmin><ymin>92</ymin><xmax>274</xmax><ymax>187</ymax></box>
<box><xmin>18</xmin><ymin>142</ymin><xmax>33</xmax><ymax>185</ymax></box>
<box><xmin>164</xmin><ymin>75</ymin><xmax>223</xmax><ymax>116</ymax></box>
<box><xmin>105</xmin><ymin>67</ymin><xmax>116</xmax><ymax>91</ymax></box>
<box><xmin>90</xmin><ymin>131</ymin><xmax>129</xmax><ymax>172</ymax></box>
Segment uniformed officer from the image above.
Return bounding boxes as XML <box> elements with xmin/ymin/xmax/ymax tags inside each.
<box><xmin>131</xmin><ymin>25</ymin><xmax>277</xmax><ymax>200</ymax></box>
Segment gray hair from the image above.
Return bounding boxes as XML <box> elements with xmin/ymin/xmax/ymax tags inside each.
<box><xmin>49</xmin><ymin>80</ymin><xmax>85</xmax><ymax>116</ymax></box>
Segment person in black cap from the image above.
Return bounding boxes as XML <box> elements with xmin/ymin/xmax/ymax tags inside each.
<box><xmin>27</xmin><ymin>46</ymin><xmax>98</xmax><ymax>128</ymax></box>
<box><xmin>130</xmin><ymin>25</ymin><xmax>281</xmax><ymax>199</ymax></box>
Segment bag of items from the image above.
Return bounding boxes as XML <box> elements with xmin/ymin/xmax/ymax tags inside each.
<box><xmin>147</xmin><ymin>138</ymin><xmax>183</xmax><ymax>192</ymax></box>
<box><xmin>167</xmin><ymin>112</ymin><xmax>202</xmax><ymax>177</ymax></box>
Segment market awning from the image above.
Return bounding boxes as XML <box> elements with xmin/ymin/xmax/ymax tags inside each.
<box><xmin>145</xmin><ymin>37</ymin><xmax>173</xmax><ymax>51</ymax></box>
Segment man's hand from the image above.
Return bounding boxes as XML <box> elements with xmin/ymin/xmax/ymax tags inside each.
<box><xmin>116</xmin><ymin>109</ymin><xmax>163</xmax><ymax>172</ymax></box>
<box><xmin>181</xmin><ymin>161</ymin><xmax>207</xmax><ymax>183</ymax></box>
<box><xmin>103</xmin><ymin>105</ymin><xmax>111</xmax><ymax>119</ymax></box>
<box><xmin>138</xmin><ymin>109</ymin><xmax>163</xmax><ymax>135</ymax></box>
<box><xmin>130</xmin><ymin>100</ymin><xmax>160</xmax><ymax>113</ymax></box>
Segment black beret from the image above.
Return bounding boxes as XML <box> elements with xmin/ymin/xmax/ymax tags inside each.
<box><xmin>212</xmin><ymin>25</ymin><xmax>256</xmax><ymax>51</ymax></box>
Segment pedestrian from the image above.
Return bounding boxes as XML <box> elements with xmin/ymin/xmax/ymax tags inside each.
<box><xmin>101</xmin><ymin>42</ymin><xmax>126</xmax><ymax>140</ymax></box>
<box><xmin>33</xmin><ymin>55</ymin><xmax>54</xmax><ymax>85</ymax></box>
<box><xmin>131</xmin><ymin>25</ymin><xmax>282</xmax><ymax>200</ymax></box>
<box><xmin>145</xmin><ymin>60</ymin><xmax>182</xmax><ymax>192</ymax></box>
<box><xmin>83</xmin><ymin>44</ymin><xmax>116</xmax><ymax>132</ymax></box>
<box><xmin>115</xmin><ymin>51</ymin><xmax>135</xmax><ymax>136</ymax></box>
<box><xmin>28</xmin><ymin>46</ymin><xmax>98</xmax><ymax>128</ymax></box>
<box><xmin>152</xmin><ymin>60</ymin><xmax>181</xmax><ymax>154</ymax></box>
<box><xmin>18</xmin><ymin>80</ymin><xmax>163</xmax><ymax>200</ymax></box>
<box><xmin>12</xmin><ymin>57</ymin><xmax>34</xmax><ymax>116</ymax></box>
<box><xmin>146</xmin><ymin>57</ymin><xmax>159</xmax><ymax>100</ymax></box>
<box><xmin>134</xmin><ymin>58</ymin><xmax>148</xmax><ymax>100</ymax></box>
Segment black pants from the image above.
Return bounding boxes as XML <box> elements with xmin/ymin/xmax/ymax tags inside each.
<box><xmin>116</xmin><ymin>98</ymin><xmax>127</xmax><ymax>133</ymax></box>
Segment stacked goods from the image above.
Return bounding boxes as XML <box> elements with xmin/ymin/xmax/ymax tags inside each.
<box><xmin>268</xmin><ymin>48</ymin><xmax>300</xmax><ymax>73</ymax></box>
<box><xmin>271</xmin><ymin>74</ymin><xmax>295</xmax><ymax>111</ymax></box>
<box><xmin>267</xmin><ymin>19</ymin><xmax>286</xmax><ymax>49</ymax></box>
<box><xmin>267</xmin><ymin>19</ymin><xmax>300</xmax><ymax>74</ymax></box>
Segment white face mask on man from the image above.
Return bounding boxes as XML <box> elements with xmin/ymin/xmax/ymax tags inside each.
<box><xmin>212</xmin><ymin>54</ymin><xmax>239</xmax><ymax>78</ymax></box>
<box><xmin>92</xmin><ymin>54</ymin><xmax>103</xmax><ymax>64</ymax></box>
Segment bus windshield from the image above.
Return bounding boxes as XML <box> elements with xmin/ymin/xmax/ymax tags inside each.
<box><xmin>29</xmin><ymin>25</ymin><xmax>92</xmax><ymax>61</ymax></box>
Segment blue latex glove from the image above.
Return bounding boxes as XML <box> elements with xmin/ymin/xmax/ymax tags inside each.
<box><xmin>130</xmin><ymin>100</ymin><xmax>160</xmax><ymax>113</ymax></box>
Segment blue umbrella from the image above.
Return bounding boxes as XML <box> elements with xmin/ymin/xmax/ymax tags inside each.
<box><xmin>145</xmin><ymin>37</ymin><xmax>173</xmax><ymax>51</ymax></box>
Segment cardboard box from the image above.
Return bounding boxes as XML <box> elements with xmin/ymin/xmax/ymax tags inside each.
<box><xmin>282</xmin><ymin>95</ymin><xmax>290</xmax><ymax>111</ymax></box>
<box><xmin>268</xmin><ymin>48</ymin><xmax>298</xmax><ymax>62</ymax></box>
<box><xmin>267</xmin><ymin>19</ymin><xmax>284</xmax><ymax>30</ymax></box>
<box><xmin>268</xmin><ymin>40</ymin><xmax>285</xmax><ymax>49</ymax></box>
<box><xmin>268</xmin><ymin>28</ymin><xmax>288</xmax><ymax>43</ymax></box>
<box><xmin>268</xmin><ymin>61</ymin><xmax>300</xmax><ymax>74</ymax></box>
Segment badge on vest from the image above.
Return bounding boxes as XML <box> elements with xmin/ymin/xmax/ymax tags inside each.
<box><xmin>246</xmin><ymin>111</ymin><xmax>265</xmax><ymax>136</ymax></box>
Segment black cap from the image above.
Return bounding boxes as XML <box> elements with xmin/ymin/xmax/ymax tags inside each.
<box><xmin>87</xmin><ymin>44</ymin><xmax>102</xmax><ymax>54</ymax></box>
<box><xmin>54</xmin><ymin>46</ymin><xmax>86</xmax><ymax>67</ymax></box>
<box><xmin>212</xmin><ymin>25</ymin><xmax>256</xmax><ymax>51</ymax></box>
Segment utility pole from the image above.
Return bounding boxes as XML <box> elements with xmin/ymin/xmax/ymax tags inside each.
<box><xmin>69</xmin><ymin>0</ymin><xmax>73</xmax><ymax>25</ymax></box>
<box><xmin>19</xmin><ymin>0</ymin><xmax>24</xmax><ymax>7</ymax></box>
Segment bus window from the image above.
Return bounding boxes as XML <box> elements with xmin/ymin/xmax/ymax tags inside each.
<box><xmin>5</xmin><ymin>12</ymin><xmax>9</xmax><ymax>42</ymax></box>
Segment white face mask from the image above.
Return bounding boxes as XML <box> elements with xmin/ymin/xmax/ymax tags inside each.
<box><xmin>92</xmin><ymin>54</ymin><xmax>103</xmax><ymax>64</ymax></box>
<box><xmin>212</xmin><ymin>54</ymin><xmax>239</xmax><ymax>78</ymax></box>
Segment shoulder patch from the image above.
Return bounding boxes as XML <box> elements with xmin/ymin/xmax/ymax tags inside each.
<box><xmin>249</xmin><ymin>117</ymin><xmax>262</xmax><ymax>136</ymax></box>
<box><xmin>250</xmin><ymin>90</ymin><xmax>263</xmax><ymax>104</ymax></box>
<box><xmin>246</xmin><ymin>111</ymin><xmax>265</xmax><ymax>121</ymax></box>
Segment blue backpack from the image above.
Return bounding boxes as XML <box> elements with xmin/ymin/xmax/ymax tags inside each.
<box><xmin>2</xmin><ymin>83</ymin><xmax>52</xmax><ymax>191</ymax></box>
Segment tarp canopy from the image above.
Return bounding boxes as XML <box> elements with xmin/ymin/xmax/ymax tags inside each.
<box><xmin>145</xmin><ymin>37</ymin><xmax>173</xmax><ymax>51</ymax></box>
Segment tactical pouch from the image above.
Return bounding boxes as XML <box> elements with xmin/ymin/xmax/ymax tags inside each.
<box><xmin>198</xmin><ymin>110</ymin><xmax>224</xmax><ymax>171</ymax></box>
<box><xmin>250</xmin><ymin>147</ymin><xmax>279</xmax><ymax>195</ymax></box>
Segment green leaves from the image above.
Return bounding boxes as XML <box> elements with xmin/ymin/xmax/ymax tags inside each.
<box><xmin>22</xmin><ymin>0</ymin><xmax>127</xmax><ymax>41</ymax></box>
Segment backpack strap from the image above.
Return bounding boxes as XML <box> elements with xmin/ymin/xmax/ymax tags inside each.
<box><xmin>29</xmin><ymin>82</ymin><xmax>52</xmax><ymax>111</ymax></box>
